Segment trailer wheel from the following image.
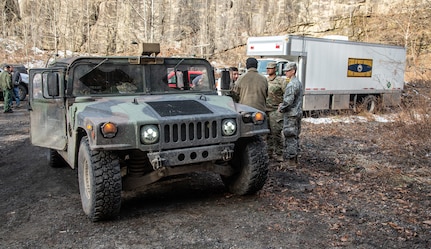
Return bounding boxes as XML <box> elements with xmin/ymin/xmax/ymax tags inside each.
<box><xmin>221</xmin><ymin>136</ymin><xmax>269</xmax><ymax>195</ymax></box>
<box><xmin>49</xmin><ymin>149</ymin><xmax>66</xmax><ymax>168</ymax></box>
<box><xmin>361</xmin><ymin>95</ymin><xmax>378</xmax><ymax>113</ymax></box>
<box><xmin>78</xmin><ymin>136</ymin><xmax>122</xmax><ymax>221</ymax></box>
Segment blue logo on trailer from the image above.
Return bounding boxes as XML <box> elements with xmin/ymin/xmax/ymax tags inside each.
<box><xmin>348</xmin><ymin>64</ymin><xmax>372</xmax><ymax>73</ymax></box>
<box><xmin>347</xmin><ymin>58</ymin><xmax>373</xmax><ymax>77</ymax></box>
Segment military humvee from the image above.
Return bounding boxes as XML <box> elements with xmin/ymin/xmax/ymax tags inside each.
<box><xmin>29</xmin><ymin>43</ymin><xmax>269</xmax><ymax>221</ymax></box>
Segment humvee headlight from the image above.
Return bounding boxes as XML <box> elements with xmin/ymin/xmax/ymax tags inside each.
<box><xmin>222</xmin><ymin>119</ymin><xmax>237</xmax><ymax>136</ymax></box>
<box><xmin>141</xmin><ymin>125</ymin><xmax>159</xmax><ymax>144</ymax></box>
<box><xmin>101</xmin><ymin>122</ymin><xmax>118</xmax><ymax>138</ymax></box>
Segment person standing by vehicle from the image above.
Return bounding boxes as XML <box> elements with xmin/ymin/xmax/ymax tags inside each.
<box><xmin>233</xmin><ymin>57</ymin><xmax>268</xmax><ymax>112</ymax></box>
<box><xmin>221</xmin><ymin>66</ymin><xmax>240</xmax><ymax>101</ymax></box>
<box><xmin>278</xmin><ymin>62</ymin><xmax>303</xmax><ymax>166</ymax></box>
<box><xmin>266</xmin><ymin>62</ymin><xmax>287</xmax><ymax>162</ymax></box>
<box><xmin>0</xmin><ymin>65</ymin><xmax>13</xmax><ymax>113</ymax></box>
<box><xmin>217</xmin><ymin>66</ymin><xmax>240</xmax><ymax>99</ymax></box>
<box><xmin>10</xmin><ymin>66</ymin><xmax>21</xmax><ymax>108</ymax></box>
<box><xmin>228</xmin><ymin>66</ymin><xmax>240</xmax><ymax>89</ymax></box>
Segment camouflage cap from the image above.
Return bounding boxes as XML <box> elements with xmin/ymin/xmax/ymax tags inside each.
<box><xmin>266</xmin><ymin>62</ymin><xmax>277</xmax><ymax>69</ymax></box>
<box><xmin>283</xmin><ymin>62</ymin><xmax>297</xmax><ymax>71</ymax></box>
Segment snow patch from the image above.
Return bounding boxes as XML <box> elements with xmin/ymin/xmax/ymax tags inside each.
<box><xmin>303</xmin><ymin>114</ymin><xmax>396</xmax><ymax>124</ymax></box>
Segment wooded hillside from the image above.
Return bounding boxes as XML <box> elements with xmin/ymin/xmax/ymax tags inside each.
<box><xmin>1</xmin><ymin>0</ymin><xmax>430</xmax><ymax>79</ymax></box>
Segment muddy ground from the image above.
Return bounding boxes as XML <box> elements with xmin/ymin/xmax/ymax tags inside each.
<box><xmin>0</xmin><ymin>101</ymin><xmax>430</xmax><ymax>249</ymax></box>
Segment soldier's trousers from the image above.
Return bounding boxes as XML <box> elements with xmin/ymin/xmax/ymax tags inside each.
<box><xmin>2</xmin><ymin>89</ymin><xmax>12</xmax><ymax>112</ymax></box>
<box><xmin>282</xmin><ymin>115</ymin><xmax>302</xmax><ymax>160</ymax></box>
<box><xmin>267</xmin><ymin>110</ymin><xmax>284</xmax><ymax>156</ymax></box>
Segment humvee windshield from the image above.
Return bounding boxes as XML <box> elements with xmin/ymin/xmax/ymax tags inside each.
<box><xmin>72</xmin><ymin>58</ymin><xmax>213</xmax><ymax>96</ymax></box>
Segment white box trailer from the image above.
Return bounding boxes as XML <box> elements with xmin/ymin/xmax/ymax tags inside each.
<box><xmin>247</xmin><ymin>35</ymin><xmax>406</xmax><ymax>112</ymax></box>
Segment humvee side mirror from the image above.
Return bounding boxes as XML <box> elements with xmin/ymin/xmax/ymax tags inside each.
<box><xmin>182</xmin><ymin>70</ymin><xmax>190</xmax><ymax>90</ymax></box>
<box><xmin>220</xmin><ymin>69</ymin><xmax>230</xmax><ymax>90</ymax></box>
<box><xmin>47</xmin><ymin>72</ymin><xmax>59</xmax><ymax>97</ymax></box>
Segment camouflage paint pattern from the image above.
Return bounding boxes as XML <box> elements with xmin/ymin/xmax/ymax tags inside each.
<box><xmin>29</xmin><ymin>56</ymin><xmax>269</xmax><ymax>168</ymax></box>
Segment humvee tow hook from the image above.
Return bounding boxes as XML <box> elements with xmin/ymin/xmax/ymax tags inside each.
<box><xmin>221</xmin><ymin>148</ymin><xmax>234</xmax><ymax>161</ymax></box>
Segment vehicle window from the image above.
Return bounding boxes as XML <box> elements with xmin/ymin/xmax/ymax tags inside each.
<box><xmin>257</xmin><ymin>60</ymin><xmax>271</xmax><ymax>75</ymax></box>
<box><xmin>32</xmin><ymin>72</ymin><xmax>52</xmax><ymax>99</ymax></box>
<box><xmin>71</xmin><ymin>59</ymin><xmax>213</xmax><ymax>96</ymax></box>
<box><xmin>32</xmin><ymin>73</ymin><xmax>43</xmax><ymax>98</ymax></box>
<box><xmin>72</xmin><ymin>63</ymin><xmax>144</xmax><ymax>96</ymax></box>
<box><xmin>149</xmin><ymin>64</ymin><xmax>211</xmax><ymax>92</ymax></box>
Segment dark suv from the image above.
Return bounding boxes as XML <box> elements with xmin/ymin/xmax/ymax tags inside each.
<box><xmin>0</xmin><ymin>64</ymin><xmax>28</xmax><ymax>74</ymax></box>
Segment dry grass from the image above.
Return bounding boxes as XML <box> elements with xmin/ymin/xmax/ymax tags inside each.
<box><xmin>388</xmin><ymin>80</ymin><xmax>431</xmax><ymax>160</ymax></box>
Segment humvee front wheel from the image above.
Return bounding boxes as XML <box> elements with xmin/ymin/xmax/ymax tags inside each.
<box><xmin>222</xmin><ymin>136</ymin><xmax>269</xmax><ymax>195</ymax></box>
<box><xmin>78</xmin><ymin>136</ymin><xmax>122</xmax><ymax>221</ymax></box>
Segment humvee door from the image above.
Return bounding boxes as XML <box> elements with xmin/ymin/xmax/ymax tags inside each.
<box><xmin>28</xmin><ymin>68</ymin><xmax>67</xmax><ymax>150</ymax></box>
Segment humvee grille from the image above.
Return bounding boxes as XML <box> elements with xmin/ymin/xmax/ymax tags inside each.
<box><xmin>163</xmin><ymin>120</ymin><xmax>218</xmax><ymax>144</ymax></box>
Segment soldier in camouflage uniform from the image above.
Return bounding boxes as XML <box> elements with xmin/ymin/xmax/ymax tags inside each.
<box><xmin>0</xmin><ymin>65</ymin><xmax>13</xmax><ymax>113</ymax></box>
<box><xmin>265</xmin><ymin>62</ymin><xmax>287</xmax><ymax>162</ymax></box>
<box><xmin>278</xmin><ymin>62</ymin><xmax>303</xmax><ymax>166</ymax></box>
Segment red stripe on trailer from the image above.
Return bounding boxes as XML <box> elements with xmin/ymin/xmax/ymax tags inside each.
<box><xmin>306</xmin><ymin>88</ymin><xmax>327</xmax><ymax>91</ymax></box>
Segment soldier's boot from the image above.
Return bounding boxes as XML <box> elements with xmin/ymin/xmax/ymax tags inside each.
<box><xmin>274</xmin><ymin>153</ymin><xmax>284</xmax><ymax>162</ymax></box>
<box><xmin>282</xmin><ymin>156</ymin><xmax>298</xmax><ymax>169</ymax></box>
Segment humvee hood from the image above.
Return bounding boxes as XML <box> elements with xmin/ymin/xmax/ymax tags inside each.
<box><xmin>75</xmin><ymin>95</ymin><xmax>237</xmax><ymax>122</ymax></box>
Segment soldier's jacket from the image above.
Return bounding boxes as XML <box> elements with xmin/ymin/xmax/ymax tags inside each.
<box><xmin>266</xmin><ymin>76</ymin><xmax>287</xmax><ymax>112</ymax></box>
<box><xmin>0</xmin><ymin>71</ymin><xmax>12</xmax><ymax>90</ymax></box>
<box><xmin>279</xmin><ymin>76</ymin><xmax>303</xmax><ymax>117</ymax></box>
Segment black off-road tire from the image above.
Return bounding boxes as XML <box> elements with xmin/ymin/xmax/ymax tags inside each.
<box><xmin>18</xmin><ymin>84</ymin><xmax>27</xmax><ymax>101</ymax></box>
<box><xmin>78</xmin><ymin>137</ymin><xmax>122</xmax><ymax>221</ymax></box>
<box><xmin>222</xmin><ymin>136</ymin><xmax>269</xmax><ymax>195</ymax></box>
<box><xmin>49</xmin><ymin>149</ymin><xmax>66</xmax><ymax>168</ymax></box>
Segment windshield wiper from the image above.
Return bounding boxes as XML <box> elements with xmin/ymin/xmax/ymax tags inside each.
<box><xmin>83</xmin><ymin>58</ymin><xmax>109</xmax><ymax>76</ymax></box>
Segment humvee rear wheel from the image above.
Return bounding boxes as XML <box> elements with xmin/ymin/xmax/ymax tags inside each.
<box><xmin>222</xmin><ymin>136</ymin><xmax>269</xmax><ymax>195</ymax></box>
<box><xmin>78</xmin><ymin>136</ymin><xmax>122</xmax><ymax>221</ymax></box>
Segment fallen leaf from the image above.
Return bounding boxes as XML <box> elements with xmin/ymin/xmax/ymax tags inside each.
<box><xmin>340</xmin><ymin>235</ymin><xmax>349</xmax><ymax>242</ymax></box>
<box><xmin>396</xmin><ymin>198</ymin><xmax>408</xmax><ymax>205</ymax></box>
<box><xmin>423</xmin><ymin>220</ymin><xmax>431</xmax><ymax>225</ymax></box>
<box><xmin>388</xmin><ymin>222</ymin><xmax>403</xmax><ymax>231</ymax></box>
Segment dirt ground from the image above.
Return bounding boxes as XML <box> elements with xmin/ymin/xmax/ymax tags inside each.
<box><xmin>0</xmin><ymin>101</ymin><xmax>430</xmax><ymax>249</ymax></box>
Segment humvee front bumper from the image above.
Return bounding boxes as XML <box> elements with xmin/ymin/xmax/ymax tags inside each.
<box><xmin>147</xmin><ymin>143</ymin><xmax>235</xmax><ymax>169</ymax></box>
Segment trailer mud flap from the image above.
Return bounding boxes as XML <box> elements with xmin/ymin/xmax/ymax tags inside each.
<box><xmin>303</xmin><ymin>94</ymin><xmax>330</xmax><ymax>111</ymax></box>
